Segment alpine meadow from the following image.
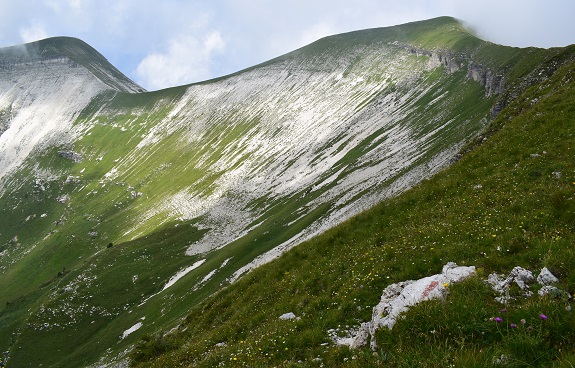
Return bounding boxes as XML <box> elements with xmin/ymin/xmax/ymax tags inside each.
<box><xmin>0</xmin><ymin>17</ymin><xmax>574</xmax><ymax>367</ymax></box>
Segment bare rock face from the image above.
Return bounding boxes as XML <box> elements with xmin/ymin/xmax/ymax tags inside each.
<box><xmin>467</xmin><ymin>61</ymin><xmax>505</xmax><ymax>96</ymax></box>
<box><xmin>402</xmin><ymin>44</ymin><xmax>505</xmax><ymax>98</ymax></box>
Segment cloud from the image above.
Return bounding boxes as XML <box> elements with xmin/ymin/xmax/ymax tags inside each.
<box><xmin>439</xmin><ymin>0</ymin><xmax>575</xmax><ymax>48</ymax></box>
<box><xmin>20</xmin><ymin>24</ymin><xmax>49</xmax><ymax>43</ymax></box>
<box><xmin>136</xmin><ymin>31</ymin><xmax>225</xmax><ymax>90</ymax></box>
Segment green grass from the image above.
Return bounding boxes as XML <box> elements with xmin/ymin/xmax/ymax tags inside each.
<box><xmin>131</xmin><ymin>55</ymin><xmax>575</xmax><ymax>368</ymax></box>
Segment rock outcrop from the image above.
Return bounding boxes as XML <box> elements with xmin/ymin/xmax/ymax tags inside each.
<box><xmin>331</xmin><ymin>262</ymin><xmax>476</xmax><ymax>349</ymax></box>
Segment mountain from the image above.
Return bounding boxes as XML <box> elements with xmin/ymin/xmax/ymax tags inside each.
<box><xmin>0</xmin><ymin>37</ymin><xmax>144</xmax><ymax>181</ymax></box>
<box><xmin>135</xmin><ymin>44</ymin><xmax>575</xmax><ymax>367</ymax></box>
<box><xmin>0</xmin><ymin>17</ymin><xmax>573</xmax><ymax>367</ymax></box>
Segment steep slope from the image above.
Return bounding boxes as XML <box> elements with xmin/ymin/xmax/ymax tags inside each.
<box><xmin>134</xmin><ymin>47</ymin><xmax>575</xmax><ymax>367</ymax></box>
<box><xmin>0</xmin><ymin>17</ymin><xmax>570</xmax><ymax>367</ymax></box>
<box><xmin>0</xmin><ymin>37</ymin><xmax>144</xmax><ymax>182</ymax></box>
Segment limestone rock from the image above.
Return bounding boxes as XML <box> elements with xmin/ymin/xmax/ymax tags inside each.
<box><xmin>330</xmin><ymin>262</ymin><xmax>476</xmax><ymax>350</ymax></box>
<box><xmin>537</xmin><ymin>267</ymin><xmax>558</xmax><ymax>285</ymax></box>
<box><xmin>279</xmin><ymin>312</ymin><xmax>297</xmax><ymax>320</ymax></box>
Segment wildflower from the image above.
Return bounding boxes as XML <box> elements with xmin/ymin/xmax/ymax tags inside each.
<box><xmin>520</xmin><ymin>319</ymin><xmax>526</xmax><ymax>325</ymax></box>
<box><xmin>501</xmin><ymin>308</ymin><xmax>507</xmax><ymax>313</ymax></box>
<box><xmin>443</xmin><ymin>283</ymin><xmax>449</xmax><ymax>288</ymax></box>
<box><xmin>510</xmin><ymin>323</ymin><xmax>517</xmax><ymax>329</ymax></box>
<box><xmin>540</xmin><ymin>314</ymin><xmax>548</xmax><ymax>320</ymax></box>
<box><xmin>495</xmin><ymin>317</ymin><xmax>503</xmax><ymax>323</ymax></box>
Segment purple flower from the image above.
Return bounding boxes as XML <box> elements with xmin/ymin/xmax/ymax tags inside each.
<box><xmin>495</xmin><ymin>317</ymin><xmax>503</xmax><ymax>323</ymax></box>
<box><xmin>510</xmin><ymin>323</ymin><xmax>517</xmax><ymax>329</ymax></box>
<box><xmin>540</xmin><ymin>314</ymin><xmax>548</xmax><ymax>320</ymax></box>
<box><xmin>501</xmin><ymin>308</ymin><xmax>507</xmax><ymax>313</ymax></box>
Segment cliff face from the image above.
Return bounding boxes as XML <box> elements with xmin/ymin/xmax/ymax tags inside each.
<box><xmin>466</xmin><ymin>61</ymin><xmax>505</xmax><ymax>96</ymax></box>
<box><xmin>403</xmin><ymin>45</ymin><xmax>505</xmax><ymax>97</ymax></box>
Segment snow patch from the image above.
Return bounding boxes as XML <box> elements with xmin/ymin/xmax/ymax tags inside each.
<box><xmin>120</xmin><ymin>322</ymin><xmax>143</xmax><ymax>339</ymax></box>
<box><xmin>137</xmin><ymin>259</ymin><xmax>205</xmax><ymax>307</ymax></box>
<box><xmin>162</xmin><ymin>259</ymin><xmax>206</xmax><ymax>291</ymax></box>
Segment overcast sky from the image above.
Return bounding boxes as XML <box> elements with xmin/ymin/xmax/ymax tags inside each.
<box><xmin>1</xmin><ymin>0</ymin><xmax>573</xmax><ymax>91</ymax></box>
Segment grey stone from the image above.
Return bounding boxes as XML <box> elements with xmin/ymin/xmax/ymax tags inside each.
<box><xmin>537</xmin><ymin>267</ymin><xmax>558</xmax><ymax>285</ymax></box>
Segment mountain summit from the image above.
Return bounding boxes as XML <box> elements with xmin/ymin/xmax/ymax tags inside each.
<box><xmin>0</xmin><ymin>17</ymin><xmax>573</xmax><ymax>367</ymax></box>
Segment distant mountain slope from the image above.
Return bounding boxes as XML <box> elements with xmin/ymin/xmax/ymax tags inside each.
<box><xmin>0</xmin><ymin>17</ymin><xmax>571</xmax><ymax>367</ymax></box>
<box><xmin>0</xmin><ymin>37</ymin><xmax>143</xmax><ymax>182</ymax></box>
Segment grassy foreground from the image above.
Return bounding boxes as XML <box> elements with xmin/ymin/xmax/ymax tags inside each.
<box><xmin>131</xmin><ymin>54</ymin><xmax>575</xmax><ymax>367</ymax></box>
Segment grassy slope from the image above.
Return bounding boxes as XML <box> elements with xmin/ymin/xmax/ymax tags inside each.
<box><xmin>132</xmin><ymin>50</ymin><xmax>575</xmax><ymax>367</ymax></box>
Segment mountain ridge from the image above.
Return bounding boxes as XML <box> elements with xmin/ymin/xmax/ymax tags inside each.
<box><xmin>0</xmin><ymin>36</ymin><xmax>144</xmax><ymax>93</ymax></box>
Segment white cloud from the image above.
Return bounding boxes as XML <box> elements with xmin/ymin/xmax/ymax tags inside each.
<box><xmin>20</xmin><ymin>24</ymin><xmax>49</xmax><ymax>43</ymax></box>
<box><xmin>136</xmin><ymin>31</ymin><xmax>225</xmax><ymax>90</ymax></box>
